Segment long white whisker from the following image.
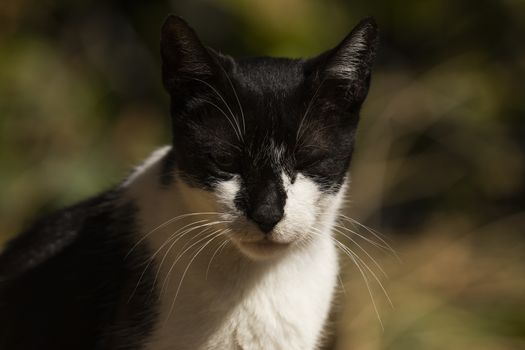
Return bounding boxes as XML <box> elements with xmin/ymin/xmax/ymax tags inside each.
<box><xmin>324</xmin><ymin>227</ymin><xmax>393</xmax><ymax>310</ymax></box>
<box><xmin>161</xmin><ymin>227</ymin><xmax>225</xmax><ymax>296</ymax></box>
<box><xmin>308</xmin><ymin>228</ymin><xmax>387</xmax><ymax>328</ymax></box>
<box><xmin>313</xmin><ymin>226</ymin><xmax>392</xmax><ymax>306</ymax></box>
<box><xmin>218</xmin><ymin>239</ymin><xmax>230</xmax><ymax>254</ymax></box>
<box><xmin>334</xmin><ymin>223</ymin><xmax>391</xmax><ymax>252</ymax></box>
<box><xmin>332</xmin><ymin>226</ymin><xmax>388</xmax><ymax>277</ymax></box>
<box><xmin>342</xmin><ymin>241</ymin><xmax>393</xmax><ymax>309</ymax></box>
<box><xmin>339</xmin><ymin>214</ymin><xmax>399</xmax><ymax>259</ymax></box>
<box><xmin>174</xmin><ymin>225</ymin><xmax>220</xmax><ymax>260</ymax></box>
<box><xmin>338</xmin><ymin>274</ymin><xmax>347</xmax><ymax>296</ymax></box>
<box><xmin>125</xmin><ymin>212</ymin><xmax>222</xmax><ymax>259</ymax></box>
<box><xmin>155</xmin><ymin>221</ymin><xmax>231</xmax><ymax>295</ymax></box>
<box><xmin>128</xmin><ymin>218</ymin><xmax>214</xmax><ymax>302</ymax></box>
<box><xmin>200</xmin><ymin>98</ymin><xmax>242</xmax><ymax>141</ymax></box>
<box><xmin>205</xmin><ymin>237</ymin><xmax>230</xmax><ymax>280</ymax></box>
<box><xmin>165</xmin><ymin>231</ymin><xmax>226</xmax><ymax>322</ymax></box>
<box><xmin>152</xmin><ymin>223</ymin><xmax>222</xmax><ymax>296</ymax></box>
<box><xmin>295</xmin><ymin>79</ymin><xmax>326</xmax><ymax>147</ymax></box>
<box><xmin>217</xmin><ymin>62</ymin><xmax>246</xmax><ymax>134</ymax></box>
<box><xmin>333</xmin><ymin>239</ymin><xmax>385</xmax><ymax>330</ymax></box>
<box><xmin>192</xmin><ymin>77</ymin><xmax>243</xmax><ymax>141</ymax></box>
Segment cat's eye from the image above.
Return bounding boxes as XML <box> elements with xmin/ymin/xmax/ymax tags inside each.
<box><xmin>210</xmin><ymin>153</ymin><xmax>240</xmax><ymax>174</ymax></box>
<box><xmin>295</xmin><ymin>150</ymin><xmax>329</xmax><ymax>171</ymax></box>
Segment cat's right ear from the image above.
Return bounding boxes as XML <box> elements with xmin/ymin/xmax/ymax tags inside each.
<box><xmin>160</xmin><ymin>15</ymin><xmax>215</xmax><ymax>92</ymax></box>
<box><xmin>306</xmin><ymin>17</ymin><xmax>379</xmax><ymax>107</ymax></box>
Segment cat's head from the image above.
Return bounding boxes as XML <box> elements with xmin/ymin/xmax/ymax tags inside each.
<box><xmin>160</xmin><ymin>15</ymin><xmax>378</xmax><ymax>260</ymax></box>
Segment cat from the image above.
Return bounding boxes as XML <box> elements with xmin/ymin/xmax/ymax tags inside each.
<box><xmin>0</xmin><ymin>15</ymin><xmax>378</xmax><ymax>350</ymax></box>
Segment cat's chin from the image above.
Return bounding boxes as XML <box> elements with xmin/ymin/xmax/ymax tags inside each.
<box><xmin>235</xmin><ymin>239</ymin><xmax>293</xmax><ymax>260</ymax></box>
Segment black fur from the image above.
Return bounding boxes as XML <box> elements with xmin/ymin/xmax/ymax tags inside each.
<box><xmin>0</xmin><ymin>191</ymin><xmax>158</xmax><ymax>350</ymax></box>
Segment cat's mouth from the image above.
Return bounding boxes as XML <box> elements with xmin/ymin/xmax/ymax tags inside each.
<box><xmin>235</xmin><ymin>238</ymin><xmax>293</xmax><ymax>259</ymax></box>
<box><xmin>226</xmin><ymin>217</ymin><xmax>303</xmax><ymax>259</ymax></box>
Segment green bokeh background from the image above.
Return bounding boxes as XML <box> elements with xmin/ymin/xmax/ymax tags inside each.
<box><xmin>1</xmin><ymin>0</ymin><xmax>524</xmax><ymax>349</ymax></box>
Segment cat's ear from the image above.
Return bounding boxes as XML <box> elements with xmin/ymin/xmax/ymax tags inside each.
<box><xmin>309</xmin><ymin>17</ymin><xmax>379</xmax><ymax>105</ymax></box>
<box><xmin>160</xmin><ymin>15</ymin><xmax>216</xmax><ymax>92</ymax></box>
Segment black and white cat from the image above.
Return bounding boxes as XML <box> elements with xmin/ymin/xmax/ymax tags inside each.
<box><xmin>0</xmin><ymin>15</ymin><xmax>378</xmax><ymax>350</ymax></box>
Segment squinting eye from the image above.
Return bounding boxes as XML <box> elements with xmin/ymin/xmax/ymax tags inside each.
<box><xmin>295</xmin><ymin>150</ymin><xmax>328</xmax><ymax>170</ymax></box>
<box><xmin>211</xmin><ymin>153</ymin><xmax>240</xmax><ymax>174</ymax></box>
<box><xmin>296</xmin><ymin>157</ymin><xmax>323</xmax><ymax>170</ymax></box>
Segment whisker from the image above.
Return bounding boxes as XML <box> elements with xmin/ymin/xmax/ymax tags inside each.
<box><xmin>217</xmin><ymin>62</ymin><xmax>246</xmax><ymax>135</ymax></box>
<box><xmin>155</xmin><ymin>221</ymin><xmax>231</xmax><ymax>295</ymax></box>
<box><xmin>161</xmin><ymin>227</ymin><xmax>226</xmax><ymax>296</ymax></box>
<box><xmin>338</xmin><ymin>274</ymin><xmax>347</xmax><ymax>296</ymax></box>
<box><xmin>205</xmin><ymin>238</ymin><xmax>230</xmax><ymax>280</ymax></box>
<box><xmin>339</xmin><ymin>214</ymin><xmax>400</xmax><ymax>260</ymax></box>
<box><xmin>174</xmin><ymin>225</ymin><xmax>219</xmax><ymax>260</ymax></box>
<box><xmin>332</xmin><ymin>239</ymin><xmax>385</xmax><ymax>330</ymax></box>
<box><xmin>334</xmin><ymin>223</ymin><xmax>391</xmax><ymax>252</ymax></box>
<box><xmin>295</xmin><ymin>78</ymin><xmax>326</xmax><ymax>147</ymax></box>
<box><xmin>128</xmin><ymin>218</ymin><xmax>214</xmax><ymax>302</ymax></box>
<box><xmin>165</xmin><ymin>231</ymin><xmax>227</xmax><ymax>322</ymax></box>
<box><xmin>200</xmin><ymin>98</ymin><xmax>243</xmax><ymax>142</ymax></box>
<box><xmin>125</xmin><ymin>212</ymin><xmax>222</xmax><ymax>259</ymax></box>
<box><xmin>152</xmin><ymin>224</ymin><xmax>217</xmax><ymax>297</ymax></box>
<box><xmin>332</xmin><ymin>226</ymin><xmax>388</xmax><ymax>277</ymax></box>
<box><xmin>315</xmin><ymin>226</ymin><xmax>393</xmax><ymax>307</ymax></box>
<box><xmin>217</xmin><ymin>239</ymin><xmax>230</xmax><ymax>254</ymax></box>
<box><xmin>341</xmin><ymin>241</ymin><xmax>393</xmax><ymax>309</ymax></box>
<box><xmin>308</xmin><ymin>227</ymin><xmax>389</xmax><ymax>328</ymax></box>
<box><xmin>192</xmin><ymin>77</ymin><xmax>243</xmax><ymax>142</ymax></box>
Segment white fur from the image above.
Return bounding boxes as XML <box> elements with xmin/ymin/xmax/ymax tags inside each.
<box><xmin>124</xmin><ymin>146</ymin><xmax>346</xmax><ymax>350</ymax></box>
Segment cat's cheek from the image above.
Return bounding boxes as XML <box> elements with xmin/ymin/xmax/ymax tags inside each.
<box><xmin>316</xmin><ymin>178</ymin><xmax>348</xmax><ymax>228</ymax></box>
<box><xmin>276</xmin><ymin>173</ymin><xmax>348</xmax><ymax>242</ymax></box>
<box><xmin>213</xmin><ymin>175</ymin><xmax>242</xmax><ymax>219</ymax></box>
<box><xmin>272</xmin><ymin>173</ymin><xmax>321</xmax><ymax>241</ymax></box>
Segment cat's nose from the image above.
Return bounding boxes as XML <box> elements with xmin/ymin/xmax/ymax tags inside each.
<box><xmin>248</xmin><ymin>203</ymin><xmax>283</xmax><ymax>234</ymax></box>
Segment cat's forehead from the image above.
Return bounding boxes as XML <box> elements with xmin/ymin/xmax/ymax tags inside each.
<box><xmin>231</xmin><ymin>57</ymin><xmax>305</xmax><ymax>93</ymax></box>
<box><xmin>219</xmin><ymin>57</ymin><xmax>307</xmax><ymax>134</ymax></box>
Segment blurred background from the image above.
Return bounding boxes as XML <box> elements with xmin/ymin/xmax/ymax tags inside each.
<box><xmin>1</xmin><ymin>0</ymin><xmax>524</xmax><ymax>349</ymax></box>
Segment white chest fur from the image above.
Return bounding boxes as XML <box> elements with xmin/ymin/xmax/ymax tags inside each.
<box><xmin>124</xmin><ymin>147</ymin><xmax>341</xmax><ymax>350</ymax></box>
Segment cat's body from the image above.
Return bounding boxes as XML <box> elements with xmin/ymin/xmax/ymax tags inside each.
<box><xmin>0</xmin><ymin>15</ymin><xmax>378</xmax><ymax>350</ymax></box>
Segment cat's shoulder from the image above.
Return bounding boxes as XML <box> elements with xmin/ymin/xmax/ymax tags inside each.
<box><xmin>0</xmin><ymin>188</ymin><xmax>133</xmax><ymax>280</ymax></box>
<box><xmin>0</xmin><ymin>188</ymin><xmax>155</xmax><ymax>350</ymax></box>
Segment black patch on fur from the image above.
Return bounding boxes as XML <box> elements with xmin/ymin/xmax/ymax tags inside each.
<box><xmin>160</xmin><ymin>16</ymin><xmax>378</xmax><ymax>226</ymax></box>
<box><xmin>0</xmin><ymin>190</ymin><xmax>158</xmax><ymax>350</ymax></box>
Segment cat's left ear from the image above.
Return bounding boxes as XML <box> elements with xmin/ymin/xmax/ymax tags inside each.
<box><xmin>308</xmin><ymin>17</ymin><xmax>379</xmax><ymax>105</ymax></box>
<box><xmin>160</xmin><ymin>15</ymin><xmax>218</xmax><ymax>93</ymax></box>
